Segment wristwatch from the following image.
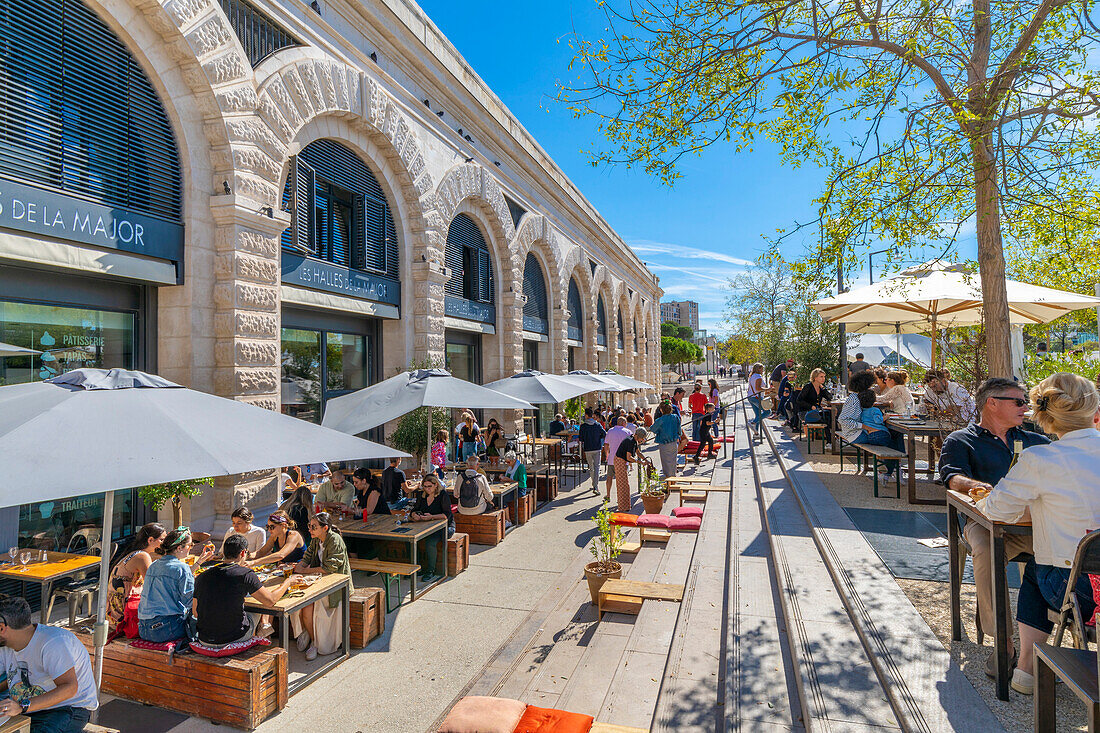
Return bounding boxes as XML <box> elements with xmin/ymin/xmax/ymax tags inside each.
<box><xmin>18</xmin><ymin>700</ymin><xmax>28</xmax><ymax>714</ymax></box>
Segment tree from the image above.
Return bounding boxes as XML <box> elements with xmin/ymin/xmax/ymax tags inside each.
<box><xmin>390</xmin><ymin>406</ymin><xmax>450</xmax><ymax>468</ymax></box>
<box><xmin>661</xmin><ymin>321</ymin><xmax>694</xmax><ymax>341</ymax></box>
<box><xmin>139</xmin><ymin>478</ymin><xmax>213</xmax><ymax>528</ymax></box>
<box><xmin>726</xmin><ymin>248</ymin><xmax>796</xmax><ymax>367</ymax></box>
<box><xmin>564</xmin><ymin>0</ymin><xmax>1100</xmax><ymax>377</ymax></box>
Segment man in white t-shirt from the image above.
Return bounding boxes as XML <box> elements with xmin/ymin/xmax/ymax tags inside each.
<box><xmin>0</xmin><ymin>596</ymin><xmax>97</xmax><ymax>731</ymax></box>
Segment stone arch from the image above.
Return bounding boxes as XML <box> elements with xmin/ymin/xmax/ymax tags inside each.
<box><xmin>590</xmin><ymin>265</ymin><xmax>616</xmax><ymax>372</ymax></box>
<box><xmin>512</xmin><ymin>215</ymin><xmax>566</xmax><ymax>373</ymax></box>
<box><xmin>560</xmin><ymin>244</ymin><xmax>596</xmax><ymax>373</ymax></box>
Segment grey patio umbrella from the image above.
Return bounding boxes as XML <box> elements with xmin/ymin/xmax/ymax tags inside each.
<box><xmin>596</xmin><ymin>369</ymin><xmax>652</xmax><ymax>391</ymax></box>
<box><xmin>322</xmin><ymin>369</ymin><xmax>534</xmax><ymax>469</ymax></box>
<box><xmin>484</xmin><ymin>370</ymin><xmax>593</xmax><ymax>405</ymax></box>
<box><xmin>0</xmin><ymin>368</ymin><xmax>408</xmax><ymax>690</ymax></box>
<box><xmin>564</xmin><ymin>369</ymin><xmax>633</xmax><ymax>393</ymax></box>
<box><xmin>0</xmin><ymin>341</ymin><xmax>39</xmax><ymax>358</ymax></box>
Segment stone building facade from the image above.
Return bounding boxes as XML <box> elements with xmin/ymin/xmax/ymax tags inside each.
<box><xmin>0</xmin><ymin>0</ymin><xmax>662</xmax><ymax>537</ymax></box>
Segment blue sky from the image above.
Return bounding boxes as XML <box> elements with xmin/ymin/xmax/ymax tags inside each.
<box><xmin>416</xmin><ymin>1</ymin><xmax>975</xmax><ymax>334</ymax></box>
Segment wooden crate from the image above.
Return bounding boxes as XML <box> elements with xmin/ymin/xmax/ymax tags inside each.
<box><xmin>349</xmin><ymin>586</ymin><xmax>385</xmax><ymax>648</ymax></box>
<box><xmin>446</xmin><ymin>532</ymin><xmax>470</xmax><ymax>576</ymax></box>
<box><xmin>454</xmin><ymin>510</ymin><xmax>506</xmax><ymax>546</ymax></box>
<box><xmin>516</xmin><ymin>492</ymin><xmax>536</xmax><ymax>524</ymax></box>
<box><xmin>533</xmin><ymin>473</ymin><xmax>559</xmax><ymax>502</ymax></box>
<box><xmin>76</xmin><ymin>632</ymin><xmax>287</xmax><ymax>730</ymax></box>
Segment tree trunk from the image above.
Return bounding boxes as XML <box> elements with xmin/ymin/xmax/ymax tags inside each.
<box><xmin>971</xmin><ymin>133</ymin><xmax>1012</xmax><ymax>377</ymax></box>
<box><xmin>171</xmin><ymin>496</ymin><xmax>183</xmax><ymax>529</ymax></box>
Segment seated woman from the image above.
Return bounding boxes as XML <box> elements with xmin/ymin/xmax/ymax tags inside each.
<box><xmin>291</xmin><ymin>512</ymin><xmax>353</xmax><ymax>661</ymax></box>
<box><xmin>248</xmin><ymin>510</ymin><xmax>306</xmax><ymax>566</ymax></box>
<box><xmin>876</xmin><ymin>370</ymin><xmax>914</xmax><ymax>414</ymax></box>
<box><xmin>452</xmin><ymin>454</ymin><xmax>494</xmax><ymax>515</ymax></box>
<box><xmin>351</xmin><ymin>466</ymin><xmax>391</xmax><ymax>516</ymax></box>
<box><xmin>137</xmin><ymin>528</ymin><xmax>214</xmax><ymax>643</ymax></box>
<box><xmin>502</xmin><ymin>450</ymin><xmax>528</xmax><ymax>498</ymax></box>
<box><xmin>107</xmin><ymin>522</ymin><xmax>166</xmax><ymax>636</ymax></box>
<box><xmin>977</xmin><ymin>372</ymin><xmax>1100</xmax><ymax>695</ymax></box>
<box><xmin>793</xmin><ymin>368</ymin><xmax>832</xmax><ymax>436</ymax></box>
<box><xmin>280</xmin><ymin>465</ymin><xmax>303</xmax><ymax>500</ymax></box>
<box><xmin>409</xmin><ymin>474</ymin><xmax>455</xmax><ymax>584</ymax></box>
<box><xmin>280</xmin><ymin>484</ymin><xmax>315</xmax><ymax>545</ymax></box>
<box><xmin>871</xmin><ymin>367</ymin><xmax>888</xmax><ymax>395</ymax></box>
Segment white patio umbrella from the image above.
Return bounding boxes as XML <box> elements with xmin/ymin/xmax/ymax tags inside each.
<box><xmin>484</xmin><ymin>370</ymin><xmax>593</xmax><ymax>405</ymax></box>
<box><xmin>596</xmin><ymin>369</ymin><xmax>652</xmax><ymax>391</ymax></box>
<box><xmin>812</xmin><ymin>259</ymin><xmax>1100</xmax><ymax>364</ymax></box>
<box><xmin>0</xmin><ymin>368</ymin><xmax>408</xmax><ymax>691</ymax></box>
<box><xmin>322</xmin><ymin>369</ymin><xmax>534</xmax><ymax>469</ymax></box>
<box><xmin>563</xmin><ymin>369</ymin><xmax>633</xmax><ymax>393</ymax></box>
<box><xmin>0</xmin><ymin>341</ymin><xmax>39</xmax><ymax>358</ymax></box>
<box><xmin>848</xmin><ymin>333</ymin><xmax>934</xmax><ymax>367</ymax></box>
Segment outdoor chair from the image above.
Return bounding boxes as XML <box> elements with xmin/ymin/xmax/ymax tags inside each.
<box><xmin>1050</xmin><ymin>528</ymin><xmax>1100</xmax><ymax>650</ymax></box>
<box><xmin>43</xmin><ymin>541</ymin><xmax>114</xmax><ymax>627</ymax></box>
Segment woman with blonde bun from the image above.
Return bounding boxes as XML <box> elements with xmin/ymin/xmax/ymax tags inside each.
<box><xmin>976</xmin><ymin>372</ymin><xmax>1100</xmax><ymax>694</ymax></box>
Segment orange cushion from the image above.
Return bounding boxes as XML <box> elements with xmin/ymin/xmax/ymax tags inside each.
<box><xmin>609</xmin><ymin>512</ymin><xmax>637</xmax><ymax>526</ymax></box>
<box><xmin>437</xmin><ymin>696</ymin><xmax>527</xmax><ymax>733</ymax></box>
<box><xmin>513</xmin><ymin>705</ymin><xmax>594</xmax><ymax>733</ymax></box>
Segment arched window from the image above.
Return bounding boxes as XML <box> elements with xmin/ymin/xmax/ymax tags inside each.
<box><xmin>596</xmin><ymin>295</ymin><xmax>607</xmax><ymax>346</ymax></box>
<box><xmin>0</xmin><ymin>0</ymin><xmax>182</xmax><ymax>222</ymax></box>
<box><xmin>522</xmin><ymin>254</ymin><xmax>548</xmax><ymax>335</ymax></box>
<box><xmin>443</xmin><ymin>213</ymin><xmax>495</xmax><ymax>323</ymax></box>
<box><xmin>217</xmin><ymin>0</ymin><xmax>300</xmax><ymax>67</ymax></box>
<box><xmin>567</xmin><ymin>279</ymin><xmax>583</xmax><ymax>341</ymax></box>
<box><xmin>616</xmin><ymin>309</ymin><xmax>625</xmax><ymax>350</ymax></box>
<box><xmin>282</xmin><ymin>139</ymin><xmax>399</xmax><ymax>278</ymax></box>
<box><xmin>634</xmin><ymin>317</ymin><xmax>640</xmax><ymax>351</ymax></box>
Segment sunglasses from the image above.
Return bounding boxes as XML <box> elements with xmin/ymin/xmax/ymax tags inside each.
<box><xmin>988</xmin><ymin>396</ymin><xmax>1028</xmax><ymax>407</ymax></box>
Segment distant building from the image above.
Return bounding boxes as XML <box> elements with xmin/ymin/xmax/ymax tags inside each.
<box><xmin>660</xmin><ymin>300</ymin><xmax>699</xmax><ymax>331</ymax></box>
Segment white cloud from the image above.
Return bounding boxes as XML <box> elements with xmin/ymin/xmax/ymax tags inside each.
<box><xmin>648</xmin><ymin>264</ymin><xmax>740</xmax><ymax>285</ymax></box>
<box><xmin>628</xmin><ymin>239</ymin><xmax>755</xmax><ymax>267</ymax></box>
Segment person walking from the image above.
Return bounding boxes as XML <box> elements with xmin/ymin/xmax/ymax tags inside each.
<box><xmin>747</xmin><ymin>363</ymin><xmax>771</xmax><ymax>436</ymax></box>
<box><xmin>578</xmin><ymin>408</ymin><xmax>607</xmax><ymax>495</ymax></box>
<box><xmin>693</xmin><ymin>405</ymin><xmax>716</xmax><ymax>464</ymax></box>
<box><xmin>651</xmin><ymin>403</ymin><xmax>686</xmax><ymax>479</ymax></box>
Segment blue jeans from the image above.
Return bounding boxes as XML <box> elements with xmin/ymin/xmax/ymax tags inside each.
<box><xmin>29</xmin><ymin>706</ymin><xmax>91</xmax><ymax>733</ymax></box>
<box><xmin>748</xmin><ymin>396</ymin><xmax>770</xmax><ymax>428</ymax></box>
<box><xmin>138</xmin><ymin>613</ymin><xmax>189</xmax><ymax>643</ymax></box>
<box><xmin>1017</xmin><ymin>559</ymin><xmax>1096</xmax><ymax>634</ymax></box>
<box><xmin>853</xmin><ymin>429</ymin><xmax>900</xmax><ymax>474</ymax></box>
<box><xmin>461</xmin><ymin>442</ymin><xmax>478</xmax><ymax>461</ymax></box>
<box><xmin>690</xmin><ymin>414</ymin><xmax>703</xmax><ymax>441</ymax></box>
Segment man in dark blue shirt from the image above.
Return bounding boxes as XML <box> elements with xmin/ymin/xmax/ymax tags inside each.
<box><xmin>578</xmin><ymin>408</ymin><xmax>607</xmax><ymax>495</ymax></box>
<box><xmin>939</xmin><ymin>377</ymin><xmax>1050</xmax><ymax>677</ymax></box>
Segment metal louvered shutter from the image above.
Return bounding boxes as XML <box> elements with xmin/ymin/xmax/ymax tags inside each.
<box><xmin>0</xmin><ymin>0</ymin><xmax>181</xmax><ymax>222</ymax></box>
<box><xmin>445</xmin><ymin>214</ymin><xmax>494</xmax><ymax>304</ymax></box>
<box><xmin>216</xmin><ymin>0</ymin><xmax>300</xmax><ymax>67</ymax></box>
<box><xmin>350</xmin><ymin>194</ymin><xmax>366</xmax><ymax>269</ymax></box>
<box><xmin>444</xmin><ymin>237</ymin><xmax>464</xmax><ymax>298</ymax></box>
<box><xmin>596</xmin><ymin>296</ymin><xmax>607</xmax><ymax>346</ymax></box>
<box><xmin>617</xmin><ymin>310</ymin><xmax>625</xmax><ymax>349</ymax></box>
<box><xmin>522</xmin><ymin>253</ymin><xmax>548</xmax><ymax>334</ymax></box>
<box><xmin>287</xmin><ymin>157</ymin><xmax>314</xmax><ymax>254</ymax></box>
<box><xmin>567</xmin><ymin>279</ymin><xmax>583</xmax><ymax>340</ymax></box>
<box><xmin>478</xmin><ymin>250</ymin><xmax>491</xmax><ymax>303</ymax></box>
<box><xmin>363</xmin><ymin>194</ymin><xmax>386</xmax><ymax>271</ymax></box>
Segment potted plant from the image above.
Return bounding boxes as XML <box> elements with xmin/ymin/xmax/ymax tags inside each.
<box><xmin>639</xmin><ymin>469</ymin><xmax>666</xmax><ymax>515</ymax></box>
<box><xmin>584</xmin><ymin>501</ymin><xmax>623</xmax><ymax>604</ymax></box>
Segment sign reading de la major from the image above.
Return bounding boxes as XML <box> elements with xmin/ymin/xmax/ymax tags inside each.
<box><xmin>0</xmin><ymin>178</ymin><xmax>184</xmax><ymax>262</ymax></box>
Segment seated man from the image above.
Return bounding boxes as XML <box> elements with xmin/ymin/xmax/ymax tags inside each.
<box><xmin>939</xmin><ymin>377</ymin><xmax>1049</xmax><ymax>677</ymax></box>
<box><xmin>548</xmin><ymin>413</ymin><xmax>566</xmax><ymax>437</ymax></box>
<box><xmin>0</xmin><ymin>595</ymin><xmax>98</xmax><ymax>732</ymax></box>
<box><xmin>923</xmin><ymin>369</ymin><xmax>977</xmax><ymax>423</ymax></box>
<box><xmin>221</xmin><ymin>506</ymin><xmax>266</xmax><ymax>555</ymax></box>
<box><xmin>315</xmin><ymin>469</ymin><xmax>354</xmax><ymax>512</ymax></box>
<box><xmin>194</xmin><ymin>535</ymin><xmax>294</xmax><ymax>648</ymax></box>
<box><xmin>380</xmin><ymin>458</ymin><xmax>408</xmax><ymax>510</ymax></box>
<box><xmin>453</xmin><ymin>454</ymin><xmax>494</xmax><ymax>515</ymax></box>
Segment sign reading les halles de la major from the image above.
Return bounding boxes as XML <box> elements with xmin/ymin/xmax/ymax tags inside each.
<box><xmin>0</xmin><ymin>178</ymin><xmax>183</xmax><ymax>262</ymax></box>
<box><xmin>282</xmin><ymin>251</ymin><xmax>401</xmax><ymax>307</ymax></box>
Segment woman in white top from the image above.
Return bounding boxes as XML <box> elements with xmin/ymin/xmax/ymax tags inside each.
<box><xmin>746</xmin><ymin>363</ymin><xmax>770</xmax><ymax>432</ymax></box>
<box><xmin>876</xmin><ymin>370</ymin><xmax>914</xmax><ymax>414</ymax></box>
<box><xmin>977</xmin><ymin>372</ymin><xmax>1100</xmax><ymax>694</ymax></box>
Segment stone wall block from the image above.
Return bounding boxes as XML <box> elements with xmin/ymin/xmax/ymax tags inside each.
<box><xmin>214</xmin><ymin>311</ymin><xmax>278</xmax><ymax>339</ymax></box>
<box><xmin>224</xmin><ymin>229</ymin><xmax>280</xmax><ymax>258</ymax></box>
<box><xmin>219</xmin><ymin>366</ymin><xmax>278</xmax><ymax>396</ymax></box>
<box><xmin>215</xmin><ymin>251</ymin><xmax>279</xmax><ymax>284</ymax></box>
<box><xmin>232</xmin><ymin>173</ymin><xmax>277</xmax><ymax>207</ymax></box>
<box><xmin>258</xmin><ymin>99</ymin><xmax>294</xmax><ymax>145</ymax></box>
<box><xmin>298</xmin><ymin>63</ymin><xmax>324</xmax><ymax>113</ymax></box>
<box><xmin>216</xmin><ymin>85</ymin><xmax>259</xmax><ymax>114</ymax></box>
<box><xmin>346</xmin><ymin>69</ymin><xmax>362</xmax><ymax>116</ymax></box>
<box><xmin>202</xmin><ymin>49</ymin><xmax>249</xmax><ymax>87</ymax></box>
<box><xmin>233</xmin><ymin>147</ymin><xmax>280</xmax><ymax>180</ymax></box>
<box><xmin>235</xmin><ymin>282</ymin><xmax>279</xmax><ymax>311</ymax></box>
<box><xmin>266</xmin><ymin>77</ymin><xmax>303</xmax><ymax>131</ymax></box>
<box><xmin>227</xmin><ymin>119</ymin><xmax>286</xmax><ymax>162</ymax></box>
<box><xmin>235</xmin><ymin>339</ymin><xmax>279</xmax><ymax>366</ymax></box>
<box><xmin>185</xmin><ymin>15</ymin><xmax>234</xmax><ymax>58</ymax></box>
<box><xmin>319</xmin><ymin>62</ymin><xmax>339</xmax><ymax>110</ymax></box>
<box><xmin>163</xmin><ymin>0</ymin><xmax>212</xmax><ymax>28</ymax></box>
<box><xmin>282</xmin><ymin>68</ymin><xmax>315</xmax><ymax>120</ymax></box>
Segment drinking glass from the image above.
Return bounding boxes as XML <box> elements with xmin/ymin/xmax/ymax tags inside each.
<box><xmin>7</xmin><ymin>547</ymin><xmax>16</xmax><ymax>566</ymax></box>
<box><xmin>19</xmin><ymin>552</ymin><xmax>30</xmax><ymax>572</ymax></box>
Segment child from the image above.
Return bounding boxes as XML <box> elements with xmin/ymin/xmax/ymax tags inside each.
<box><xmin>854</xmin><ymin>389</ymin><xmax>899</xmax><ymax>476</ymax></box>
<box><xmin>431</xmin><ymin>430</ymin><xmax>448</xmax><ymax>479</ymax></box>
<box><xmin>693</xmin><ymin>404</ymin><xmax>716</xmax><ymax>464</ymax></box>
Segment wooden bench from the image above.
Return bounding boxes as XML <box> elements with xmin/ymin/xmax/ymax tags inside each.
<box><xmin>533</xmin><ymin>473</ymin><xmax>559</xmax><ymax>502</ymax></box>
<box><xmin>514</xmin><ymin>491</ymin><xmax>536</xmax><ymax>524</ymax></box>
<box><xmin>454</xmin><ymin>509</ymin><xmax>506</xmax><ymax>546</ymax></box>
<box><xmin>0</xmin><ymin>716</ymin><xmax>29</xmax><ymax>733</ymax></box>
<box><xmin>590</xmin><ymin>725</ymin><xmax>647</xmax><ymax>733</ymax></box>
<box><xmin>349</xmin><ymin>558</ymin><xmax>420</xmax><ymax>612</ymax></box>
<box><xmin>75</xmin><ymin>632</ymin><xmax>286</xmax><ymax>730</ymax></box>
<box><xmin>640</xmin><ymin>527</ymin><xmax>672</xmax><ymax>543</ymax></box>
<box><xmin>447</xmin><ymin>532</ymin><xmax>470</xmax><ymax>576</ymax></box>
<box><xmin>679</xmin><ymin>490</ymin><xmax>707</xmax><ymax>503</ymax></box>
<box><xmin>666</xmin><ymin>476</ymin><xmax>710</xmax><ymax>484</ymax></box>
<box><xmin>804</xmin><ymin>422</ymin><xmax>828</xmax><ymax>454</ymax></box>
<box><xmin>850</xmin><ymin>443</ymin><xmax>906</xmax><ymax>498</ymax></box>
<box><xmin>1035</xmin><ymin>643</ymin><xmax>1098</xmax><ymax>732</ymax></box>
<box><xmin>597</xmin><ymin>579</ymin><xmax>684</xmax><ymax>619</ymax></box>
<box><xmin>349</xmin><ymin>586</ymin><xmax>385</xmax><ymax>648</ymax></box>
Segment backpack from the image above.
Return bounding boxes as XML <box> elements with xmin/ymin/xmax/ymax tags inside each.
<box><xmin>458</xmin><ymin>472</ymin><xmax>482</xmax><ymax>509</ymax></box>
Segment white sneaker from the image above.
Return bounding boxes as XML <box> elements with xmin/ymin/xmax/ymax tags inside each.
<box><xmin>295</xmin><ymin>631</ymin><xmax>310</xmax><ymax>652</ymax></box>
<box><xmin>305</xmin><ymin>645</ymin><xmax>318</xmax><ymax>661</ymax></box>
<box><xmin>1011</xmin><ymin>667</ymin><xmax>1034</xmax><ymax>695</ymax></box>
<box><xmin>256</xmin><ymin>624</ymin><xmax>274</xmax><ymax>639</ymax></box>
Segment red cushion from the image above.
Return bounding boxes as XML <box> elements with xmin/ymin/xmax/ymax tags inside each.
<box><xmin>438</xmin><ymin>696</ymin><xmax>527</xmax><ymax>733</ymax></box>
<box><xmin>130</xmin><ymin>639</ymin><xmax>178</xmax><ymax>652</ymax></box>
<box><xmin>636</xmin><ymin>513</ymin><xmax>670</xmax><ymax>528</ymax></box>
<box><xmin>513</xmin><ymin>705</ymin><xmax>594</xmax><ymax>733</ymax></box>
<box><xmin>668</xmin><ymin>516</ymin><xmax>702</xmax><ymax>531</ymax></box>
<box><xmin>190</xmin><ymin>636</ymin><xmax>271</xmax><ymax>658</ymax></box>
<box><xmin>672</xmin><ymin>506</ymin><xmax>703</xmax><ymax>518</ymax></box>
<box><xmin>609</xmin><ymin>512</ymin><xmax>637</xmax><ymax>527</ymax></box>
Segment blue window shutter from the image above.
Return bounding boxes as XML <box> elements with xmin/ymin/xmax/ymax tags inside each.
<box><xmin>288</xmin><ymin>157</ymin><xmax>314</xmax><ymax>254</ymax></box>
<box><xmin>350</xmin><ymin>194</ymin><xmax>366</xmax><ymax>269</ymax></box>
<box><xmin>478</xmin><ymin>249</ymin><xmax>491</xmax><ymax>303</ymax></box>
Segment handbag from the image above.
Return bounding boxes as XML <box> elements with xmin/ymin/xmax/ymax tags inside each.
<box><xmin>805</xmin><ymin>409</ymin><xmax>822</xmax><ymax>423</ymax></box>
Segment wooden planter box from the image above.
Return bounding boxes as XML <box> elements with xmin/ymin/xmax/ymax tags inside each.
<box><xmin>516</xmin><ymin>492</ymin><xmax>536</xmax><ymax>524</ymax></box>
<box><xmin>349</xmin><ymin>586</ymin><xmax>385</xmax><ymax>648</ymax></box>
<box><xmin>534</xmin><ymin>474</ymin><xmax>559</xmax><ymax>502</ymax></box>
<box><xmin>447</xmin><ymin>532</ymin><xmax>470</xmax><ymax>576</ymax></box>
<box><xmin>76</xmin><ymin>632</ymin><xmax>286</xmax><ymax>730</ymax></box>
<box><xmin>454</xmin><ymin>510</ymin><xmax>506</xmax><ymax>546</ymax></box>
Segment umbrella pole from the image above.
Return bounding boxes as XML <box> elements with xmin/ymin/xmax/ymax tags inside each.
<box><xmin>92</xmin><ymin>489</ymin><xmax>114</xmax><ymax>706</ymax></box>
<box><xmin>931</xmin><ymin>318</ymin><xmax>938</xmax><ymax>367</ymax></box>
<box><xmin>896</xmin><ymin>324</ymin><xmax>902</xmax><ymax>368</ymax></box>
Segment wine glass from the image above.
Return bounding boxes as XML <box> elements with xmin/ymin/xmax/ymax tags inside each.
<box><xmin>7</xmin><ymin>547</ymin><xmax>16</xmax><ymax>566</ymax></box>
<box><xmin>19</xmin><ymin>551</ymin><xmax>30</xmax><ymax>572</ymax></box>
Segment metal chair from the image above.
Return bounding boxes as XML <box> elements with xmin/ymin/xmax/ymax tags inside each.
<box><xmin>1050</xmin><ymin>529</ymin><xmax>1100</xmax><ymax>650</ymax></box>
<box><xmin>43</xmin><ymin>541</ymin><xmax>114</xmax><ymax>627</ymax></box>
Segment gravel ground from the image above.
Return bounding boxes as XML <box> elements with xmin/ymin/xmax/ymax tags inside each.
<box><xmin>778</xmin><ymin>422</ymin><xmax>1090</xmax><ymax>733</ymax></box>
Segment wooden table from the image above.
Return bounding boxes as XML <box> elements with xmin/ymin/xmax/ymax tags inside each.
<box><xmin>489</xmin><ymin>480</ymin><xmax>519</xmax><ymax>528</ymax></box>
<box><xmin>946</xmin><ymin>489</ymin><xmax>1032</xmax><ymax>701</ymax></box>
<box><xmin>244</xmin><ymin>572</ymin><xmax>350</xmax><ymax>695</ymax></box>
<box><xmin>0</xmin><ymin>551</ymin><xmax>100</xmax><ymax>621</ymax></box>
<box><xmin>884</xmin><ymin>416</ymin><xmax>961</xmax><ymax>505</ymax></box>
<box><xmin>334</xmin><ymin>514</ymin><xmax>448</xmax><ymax>600</ymax></box>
